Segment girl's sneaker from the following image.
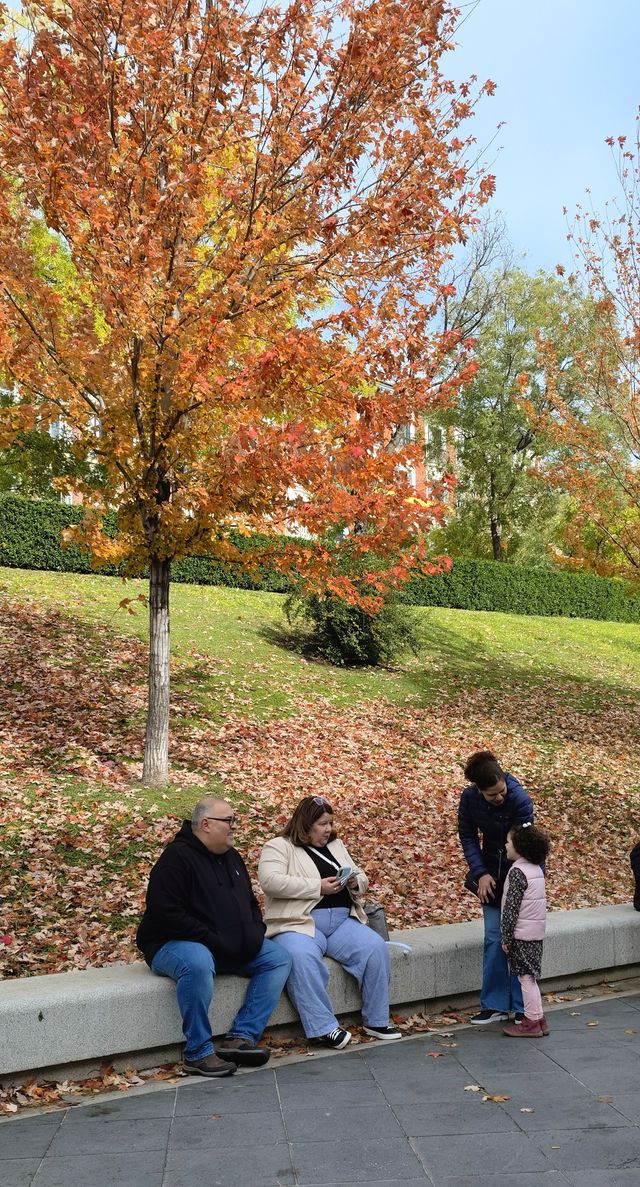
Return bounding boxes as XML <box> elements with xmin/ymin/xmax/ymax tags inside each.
<box><xmin>539</xmin><ymin>1014</ymin><xmax>550</xmax><ymax>1036</ymax></box>
<box><xmin>317</xmin><ymin>1028</ymin><xmax>351</xmax><ymax>1050</ymax></box>
<box><xmin>363</xmin><ymin>1024</ymin><xmax>402</xmax><ymax>1040</ymax></box>
<box><xmin>503</xmin><ymin>1015</ymin><xmax>543</xmax><ymax>1037</ymax></box>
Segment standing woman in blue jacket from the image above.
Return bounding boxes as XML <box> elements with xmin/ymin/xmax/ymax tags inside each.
<box><xmin>457</xmin><ymin>750</ymin><xmax>533</xmax><ymax>1025</ymax></box>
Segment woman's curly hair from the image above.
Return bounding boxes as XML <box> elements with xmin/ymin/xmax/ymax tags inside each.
<box><xmin>463</xmin><ymin>749</ymin><xmax>504</xmax><ymax>790</ymax></box>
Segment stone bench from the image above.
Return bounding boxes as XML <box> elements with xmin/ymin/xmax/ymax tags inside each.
<box><xmin>2</xmin><ymin>905</ymin><xmax>639</xmax><ymax>1079</ymax></box>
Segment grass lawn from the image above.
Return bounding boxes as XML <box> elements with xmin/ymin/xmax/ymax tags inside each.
<box><xmin>1</xmin><ymin>565</ymin><xmax>640</xmax><ymax>977</ymax></box>
<box><xmin>2</xmin><ymin>565</ymin><xmax>640</xmax><ymax>717</ymax></box>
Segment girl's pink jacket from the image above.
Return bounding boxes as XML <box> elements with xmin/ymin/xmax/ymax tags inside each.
<box><xmin>501</xmin><ymin>857</ymin><xmax>546</xmax><ymax>940</ymax></box>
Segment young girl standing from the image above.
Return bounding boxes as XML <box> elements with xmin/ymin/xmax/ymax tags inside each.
<box><xmin>501</xmin><ymin>823</ymin><xmax>550</xmax><ymax>1038</ymax></box>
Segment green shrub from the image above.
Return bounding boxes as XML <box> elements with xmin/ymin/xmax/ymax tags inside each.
<box><xmin>0</xmin><ymin>493</ymin><xmax>294</xmax><ymax>591</ymax></box>
<box><xmin>284</xmin><ymin>592</ymin><xmax>423</xmax><ymax>666</ymax></box>
<box><xmin>172</xmin><ymin>540</ymin><xmax>293</xmax><ymax>592</ymax></box>
<box><xmin>0</xmin><ymin>493</ymin><xmax>115</xmax><ymax>574</ymax></box>
<box><xmin>402</xmin><ymin>558</ymin><xmax>640</xmax><ymax>623</ymax></box>
<box><xmin>2</xmin><ymin>494</ymin><xmax>640</xmax><ymax>625</ymax></box>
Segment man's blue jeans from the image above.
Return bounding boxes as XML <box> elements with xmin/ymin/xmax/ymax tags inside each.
<box><xmin>151</xmin><ymin>939</ymin><xmax>292</xmax><ymax>1062</ymax></box>
<box><xmin>481</xmin><ymin>904</ymin><xmax>523</xmax><ymax>1014</ymax></box>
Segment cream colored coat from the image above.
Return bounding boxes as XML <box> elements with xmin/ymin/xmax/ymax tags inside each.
<box><xmin>258</xmin><ymin>835</ymin><xmax>369</xmax><ymax>937</ymax></box>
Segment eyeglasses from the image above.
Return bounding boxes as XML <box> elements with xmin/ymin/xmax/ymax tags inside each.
<box><xmin>203</xmin><ymin>816</ymin><xmax>237</xmax><ymax>827</ymax></box>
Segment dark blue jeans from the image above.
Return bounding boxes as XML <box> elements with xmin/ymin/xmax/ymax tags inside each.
<box><xmin>481</xmin><ymin>904</ymin><xmax>524</xmax><ymax>1014</ymax></box>
<box><xmin>151</xmin><ymin>939</ymin><xmax>292</xmax><ymax>1062</ymax></box>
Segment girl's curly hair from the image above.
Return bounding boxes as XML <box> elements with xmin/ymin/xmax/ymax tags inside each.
<box><xmin>509</xmin><ymin>823</ymin><xmax>550</xmax><ymax>866</ymax></box>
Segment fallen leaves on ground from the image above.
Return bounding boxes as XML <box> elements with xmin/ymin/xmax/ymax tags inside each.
<box><xmin>0</xmin><ymin>1063</ymin><xmax>182</xmax><ymax>1116</ymax></box>
<box><xmin>1</xmin><ymin>591</ymin><xmax>640</xmax><ymax>978</ymax></box>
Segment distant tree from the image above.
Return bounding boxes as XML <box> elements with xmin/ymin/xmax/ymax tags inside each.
<box><xmin>0</xmin><ymin>409</ymin><xmax>99</xmax><ymax>498</ymax></box>
<box><xmin>0</xmin><ymin>0</ymin><xmax>493</xmax><ymax>784</ymax></box>
<box><xmin>427</xmin><ymin>267</ymin><xmax>599</xmax><ymax>562</ymax></box>
<box><xmin>539</xmin><ymin>127</ymin><xmax>640</xmax><ymax>581</ymax></box>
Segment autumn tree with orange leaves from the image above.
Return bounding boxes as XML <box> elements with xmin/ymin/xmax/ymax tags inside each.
<box><xmin>538</xmin><ymin>123</ymin><xmax>640</xmax><ymax>581</ymax></box>
<box><xmin>0</xmin><ymin>0</ymin><xmax>494</xmax><ymax>785</ymax></box>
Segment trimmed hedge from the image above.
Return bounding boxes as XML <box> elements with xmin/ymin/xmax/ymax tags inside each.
<box><xmin>0</xmin><ymin>493</ymin><xmax>293</xmax><ymax>591</ymax></box>
<box><xmin>172</xmin><ymin>549</ymin><xmax>292</xmax><ymax>593</ymax></box>
<box><xmin>402</xmin><ymin>558</ymin><xmax>640</xmax><ymax>623</ymax></box>
<box><xmin>1</xmin><ymin>493</ymin><xmax>640</xmax><ymax>623</ymax></box>
<box><xmin>0</xmin><ymin>494</ymin><xmax>107</xmax><ymax>573</ymax></box>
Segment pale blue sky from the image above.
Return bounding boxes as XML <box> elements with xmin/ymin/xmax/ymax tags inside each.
<box><xmin>449</xmin><ymin>0</ymin><xmax>640</xmax><ymax>271</ymax></box>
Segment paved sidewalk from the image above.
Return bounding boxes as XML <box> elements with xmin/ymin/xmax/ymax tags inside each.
<box><xmin>3</xmin><ymin>992</ymin><xmax>640</xmax><ymax>1187</ymax></box>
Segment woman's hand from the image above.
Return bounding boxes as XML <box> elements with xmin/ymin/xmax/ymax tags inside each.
<box><xmin>477</xmin><ymin>874</ymin><xmax>496</xmax><ymax>903</ymax></box>
<box><xmin>346</xmin><ymin>874</ymin><xmax>359</xmax><ymax>890</ymax></box>
<box><xmin>320</xmin><ymin>876</ymin><xmax>342</xmax><ymax>895</ymax></box>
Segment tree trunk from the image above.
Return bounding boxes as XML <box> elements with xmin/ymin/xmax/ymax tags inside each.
<box><xmin>142</xmin><ymin>556</ymin><xmax>170</xmax><ymax>786</ymax></box>
<box><xmin>490</xmin><ymin>515</ymin><xmax>503</xmax><ymax>561</ymax></box>
<box><xmin>488</xmin><ymin>470</ymin><xmax>504</xmax><ymax>561</ymax></box>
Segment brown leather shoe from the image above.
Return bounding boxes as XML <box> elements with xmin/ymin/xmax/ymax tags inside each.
<box><xmin>182</xmin><ymin>1052</ymin><xmax>237</xmax><ymax>1077</ymax></box>
<box><xmin>215</xmin><ymin>1037</ymin><xmax>271</xmax><ymax>1067</ymax></box>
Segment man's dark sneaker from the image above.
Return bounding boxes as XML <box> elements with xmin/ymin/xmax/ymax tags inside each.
<box><xmin>182</xmin><ymin>1052</ymin><xmax>236</xmax><ymax>1077</ymax></box>
<box><xmin>363</xmin><ymin>1024</ymin><xmax>402</xmax><ymax>1040</ymax></box>
<box><xmin>513</xmin><ymin>1012</ymin><xmax>525</xmax><ymax>1023</ymax></box>
<box><xmin>316</xmin><ymin>1027</ymin><xmax>351</xmax><ymax>1050</ymax></box>
<box><xmin>469</xmin><ymin>1009</ymin><xmax>509</xmax><ymax>1025</ymax></box>
<box><xmin>215</xmin><ymin>1036</ymin><xmax>271</xmax><ymax>1067</ymax></box>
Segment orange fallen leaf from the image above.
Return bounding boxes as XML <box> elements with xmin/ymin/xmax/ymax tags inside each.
<box><xmin>425</xmin><ymin>1051</ymin><xmax>444</xmax><ymax>1058</ymax></box>
<box><xmin>482</xmin><ymin>1093</ymin><xmax>510</xmax><ymax>1102</ymax></box>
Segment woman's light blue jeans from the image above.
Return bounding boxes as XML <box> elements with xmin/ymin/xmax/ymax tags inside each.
<box><xmin>481</xmin><ymin>904</ymin><xmax>524</xmax><ymax>1013</ymax></box>
<box><xmin>151</xmin><ymin>939</ymin><xmax>292</xmax><ymax>1062</ymax></box>
<box><xmin>272</xmin><ymin>907</ymin><xmax>391</xmax><ymax>1038</ymax></box>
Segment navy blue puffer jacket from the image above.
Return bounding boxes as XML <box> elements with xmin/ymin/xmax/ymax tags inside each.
<box><xmin>458</xmin><ymin>773</ymin><xmax>533</xmax><ymax>899</ymax></box>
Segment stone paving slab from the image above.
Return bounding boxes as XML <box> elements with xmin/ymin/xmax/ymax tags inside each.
<box><xmin>3</xmin><ymin>990</ymin><xmax>640</xmax><ymax>1186</ymax></box>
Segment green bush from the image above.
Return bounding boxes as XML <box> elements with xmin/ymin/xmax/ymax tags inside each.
<box><xmin>0</xmin><ymin>493</ymin><xmax>115</xmax><ymax>574</ymax></box>
<box><xmin>172</xmin><ymin>541</ymin><xmax>293</xmax><ymax>592</ymax></box>
<box><xmin>284</xmin><ymin>592</ymin><xmax>423</xmax><ymax>666</ymax></box>
<box><xmin>402</xmin><ymin>558</ymin><xmax>640</xmax><ymax>623</ymax></box>
<box><xmin>2</xmin><ymin>494</ymin><xmax>640</xmax><ymax>625</ymax></box>
<box><xmin>0</xmin><ymin>494</ymin><xmax>293</xmax><ymax>591</ymax></box>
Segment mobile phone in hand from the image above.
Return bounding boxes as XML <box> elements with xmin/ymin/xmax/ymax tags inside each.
<box><xmin>335</xmin><ymin>866</ymin><xmax>352</xmax><ymax>884</ymax></box>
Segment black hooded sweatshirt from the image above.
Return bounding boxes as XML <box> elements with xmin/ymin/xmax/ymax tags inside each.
<box><xmin>136</xmin><ymin>821</ymin><xmax>266</xmax><ymax>968</ymax></box>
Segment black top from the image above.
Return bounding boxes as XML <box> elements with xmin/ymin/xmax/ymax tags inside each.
<box><xmin>303</xmin><ymin>844</ymin><xmax>353</xmax><ymax>909</ymax></box>
<box><xmin>136</xmin><ymin>821</ymin><xmax>266</xmax><ymax>968</ymax></box>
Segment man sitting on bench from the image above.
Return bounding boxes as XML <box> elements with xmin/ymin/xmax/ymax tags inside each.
<box><xmin>136</xmin><ymin>797</ymin><xmax>292</xmax><ymax>1077</ymax></box>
